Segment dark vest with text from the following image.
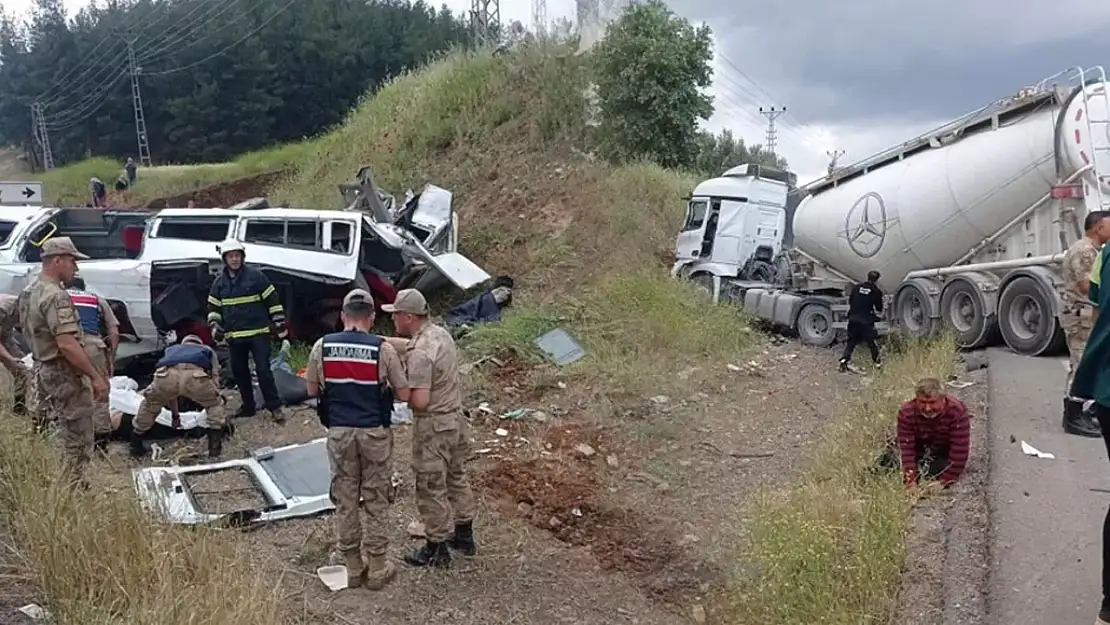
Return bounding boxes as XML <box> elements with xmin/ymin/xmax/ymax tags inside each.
<box><xmin>321</xmin><ymin>330</ymin><xmax>391</xmax><ymax>428</ymax></box>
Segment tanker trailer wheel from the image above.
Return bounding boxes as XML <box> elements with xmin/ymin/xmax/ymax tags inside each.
<box><xmin>893</xmin><ymin>283</ymin><xmax>936</xmax><ymax>340</ymax></box>
<box><xmin>997</xmin><ymin>276</ymin><xmax>1064</xmax><ymax>356</ymax></box>
<box><xmin>939</xmin><ymin>280</ymin><xmax>996</xmax><ymax>349</ymax></box>
<box><xmin>796</xmin><ymin>303</ymin><xmax>836</xmax><ymax>348</ymax></box>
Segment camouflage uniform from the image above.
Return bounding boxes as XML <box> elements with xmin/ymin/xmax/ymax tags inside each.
<box><xmin>25</xmin><ymin>275</ymin><xmax>95</xmax><ymax>482</ymax></box>
<box><xmin>1062</xmin><ymin>236</ymin><xmax>1101</xmax><ymax>396</ymax></box>
<box><xmin>78</xmin><ymin>295</ymin><xmax>118</xmax><ymax>436</ymax></box>
<box><xmin>306</xmin><ymin>292</ymin><xmax>408</xmax><ymax>589</ymax></box>
<box><xmin>16</xmin><ymin>282</ymin><xmax>44</xmax><ymax>427</ymax></box>
<box><xmin>0</xmin><ymin>294</ymin><xmax>29</xmax><ymax>409</ymax></box>
<box><xmin>404</xmin><ymin>322</ymin><xmax>477</xmax><ymax>546</ymax></box>
<box><xmin>133</xmin><ymin>348</ymin><xmax>226</xmax><ymax>434</ymax></box>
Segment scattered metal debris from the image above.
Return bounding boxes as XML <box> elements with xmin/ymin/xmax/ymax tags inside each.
<box><xmin>535</xmin><ymin>328</ymin><xmax>586</xmax><ymax>366</ymax></box>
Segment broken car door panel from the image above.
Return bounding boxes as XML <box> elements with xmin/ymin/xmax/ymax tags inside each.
<box><xmin>207</xmin><ymin>240</ymin><xmax>285</xmax><ymax>421</ymax></box>
<box><xmin>131</xmin><ymin>334</ymin><xmax>227</xmax><ymax>458</ymax></box>
<box><xmin>305</xmin><ymin>288</ymin><xmax>409</xmax><ymax>591</ymax></box>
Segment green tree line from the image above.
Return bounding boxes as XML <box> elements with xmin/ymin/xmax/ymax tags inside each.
<box><xmin>0</xmin><ymin>0</ymin><xmax>471</xmax><ymax>167</ymax></box>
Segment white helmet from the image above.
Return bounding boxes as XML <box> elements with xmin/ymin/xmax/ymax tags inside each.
<box><xmin>217</xmin><ymin>239</ymin><xmax>245</xmax><ymax>259</ymax></box>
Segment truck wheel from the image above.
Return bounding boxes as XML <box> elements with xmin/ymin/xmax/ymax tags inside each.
<box><xmin>797</xmin><ymin>303</ymin><xmax>836</xmax><ymax>347</ymax></box>
<box><xmin>939</xmin><ymin>280</ymin><xmax>993</xmax><ymax>349</ymax></box>
<box><xmin>997</xmin><ymin>276</ymin><xmax>1064</xmax><ymax>356</ymax></box>
<box><xmin>894</xmin><ymin>283</ymin><xmax>936</xmax><ymax>339</ymax></box>
<box><xmin>689</xmin><ymin>273</ymin><xmax>717</xmax><ymax>301</ymax></box>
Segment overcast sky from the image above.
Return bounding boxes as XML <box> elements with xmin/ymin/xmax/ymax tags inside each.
<box><xmin>9</xmin><ymin>0</ymin><xmax>1108</xmax><ymax>182</ymax></box>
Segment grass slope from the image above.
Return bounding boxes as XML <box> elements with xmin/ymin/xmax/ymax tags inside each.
<box><xmin>13</xmin><ymin>42</ymin><xmax>957</xmax><ymax>624</ymax></box>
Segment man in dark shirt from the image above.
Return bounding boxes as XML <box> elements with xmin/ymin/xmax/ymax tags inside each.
<box><xmin>839</xmin><ymin>270</ymin><xmax>884</xmax><ymax>372</ymax></box>
<box><xmin>897</xmin><ymin>378</ymin><xmax>971</xmax><ymax>488</ymax></box>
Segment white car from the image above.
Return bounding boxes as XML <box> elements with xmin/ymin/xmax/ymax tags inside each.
<box><xmin>0</xmin><ymin>184</ymin><xmax>489</xmax><ymax>365</ymax></box>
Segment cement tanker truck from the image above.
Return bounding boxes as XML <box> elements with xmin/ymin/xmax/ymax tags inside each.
<box><xmin>672</xmin><ymin>66</ymin><xmax>1110</xmax><ymax>356</ymax></box>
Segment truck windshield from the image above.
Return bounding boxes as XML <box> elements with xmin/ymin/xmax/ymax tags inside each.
<box><xmin>682</xmin><ymin>200</ymin><xmax>708</xmax><ymax>231</ymax></box>
<box><xmin>0</xmin><ymin>220</ymin><xmax>17</xmax><ymax>246</ymax></box>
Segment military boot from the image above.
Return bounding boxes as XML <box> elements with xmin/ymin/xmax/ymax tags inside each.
<box><xmin>129</xmin><ymin>431</ymin><xmax>148</xmax><ymax>458</ymax></box>
<box><xmin>404</xmin><ymin>540</ymin><xmax>451</xmax><ymax>568</ymax></box>
<box><xmin>447</xmin><ymin>520</ymin><xmax>477</xmax><ymax>556</ymax></box>
<box><xmin>206</xmin><ymin>428</ymin><xmax>224</xmax><ymax>458</ymax></box>
<box><xmin>344</xmin><ymin>551</ymin><xmax>366</xmax><ymax>589</ymax></box>
<box><xmin>364</xmin><ymin>554</ymin><xmax>396</xmax><ymax>590</ymax></box>
<box><xmin>1063</xmin><ymin>398</ymin><xmax>1101</xmax><ymax>438</ymax></box>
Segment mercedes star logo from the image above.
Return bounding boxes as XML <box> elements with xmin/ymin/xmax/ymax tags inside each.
<box><xmin>843</xmin><ymin>192</ymin><xmax>890</xmax><ymax>258</ymax></box>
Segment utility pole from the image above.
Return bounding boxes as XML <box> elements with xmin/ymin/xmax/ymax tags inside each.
<box><xmin>759</xmin><ymin>106</ymin><xmax>785</xmax><ymax>156</ymax></box>
<box><xmin>470</xmin><ymin>0</ymin><xmax>500</xmax><ymax>46</ymax></box>
<box><xmin>826</xmin><ymin>148</ymin><xmax>845</xmax><ymax>175</ymax></box>
<box><xmin>125</xmin><ymin>37</ymin><xmax>153</xmax><ymax>167</ymax></box>
<box><xmin>30</xmin><ymin>102</ymin><xmax>54</xmax><ymax>171</ymax></box>
<box><xmin>532</xmin><ymin>0</ymin><xmax>546</xmax><ymax>35</ymax></box>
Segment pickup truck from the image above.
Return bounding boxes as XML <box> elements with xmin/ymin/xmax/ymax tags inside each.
<box><xmin>0</xmin><ymin>180</ymin><xmax>490</xmax><ymax>365</ymax></box>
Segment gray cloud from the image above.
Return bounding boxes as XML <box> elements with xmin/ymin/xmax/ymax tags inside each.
<box><xmin>673</xmin><ymin>0</ymin><xmax>1110</xmax><ymax>125</ymax></box>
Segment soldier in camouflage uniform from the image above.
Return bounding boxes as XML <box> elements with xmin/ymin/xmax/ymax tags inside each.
<box><xmin>22</xmin><ymin>238</ymin><xmax>110</xmax><ymax>484</ymax></box>
<box><xmin>306</xmin><ymin>289</ymin><xmax>410</xmax><ymax>590</ymax></box>
<box><xmin>0</xmin><ymin>294</ymin><xmax>29</xmax><ymax>411</ymax></box>
<box><xmin>382</xmin><ymin>289</ymin><xmax>478</xmax><ymax>568</ymax></box>
<box><xmin>1061</xmin><ymin>210</ymin><xmax>1110</xmax><ymax>437</ymax></box>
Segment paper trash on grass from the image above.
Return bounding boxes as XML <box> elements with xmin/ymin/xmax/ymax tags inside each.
<box><xmin>17</xmin><ymin>604</ymin><xmax>50</xmax><ymax>619</ymax></box>
<box><xmin>1021</xmin><ymin>440</ymin><xmax>1056</xmax><ymax>459</ymax></box>
<box><xmin>316</xmin><ymin>565</ymin><xmax>348</xmax><ymax>592</ymax></box>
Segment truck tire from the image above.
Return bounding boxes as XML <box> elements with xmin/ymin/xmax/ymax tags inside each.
<box><xmin>997</xmin><ymin>276</ymin><xmax>1064</xmax><ymax>356</ymax></box>
<box><xmin>689</xmin><ymin>273</ymin><xmax>717</xmax><ymax>301</ymax></box>
<box><xmin>939</xmin><ymin>279</ymin><xmax>996</xmax><ymax>349</ymax></box>
<box><xmin>796</xmin><ymin>303</ymin><xmax>836</xmax><ymax>347</ymax></box>
<box><xmin>893</xmin><ymin>282</ymin><xmax>936</xmax><ymax>339</ymax></box>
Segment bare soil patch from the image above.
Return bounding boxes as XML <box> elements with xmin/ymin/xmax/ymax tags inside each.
<box><xmin>143</xmin><ymin>170</ymin><xmax>286</xmax><ymax>209</ymax></box>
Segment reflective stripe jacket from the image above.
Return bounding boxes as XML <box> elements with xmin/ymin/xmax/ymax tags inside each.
<box><xmin>67</xmin><ymin>288</ymin><xmax>102</xmax><ymax>336</ymax></box>
<box><xmin>319</xmin><ymin>331</ymin><xmax>392</xmax><ymax>428</ymax></box>
<box><xmin>206</xmin><ymin>264</ymin><xmax>284</xmax><ymax>339</ymax></box>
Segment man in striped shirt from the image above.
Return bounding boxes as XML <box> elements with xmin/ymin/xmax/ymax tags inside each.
<box><xmin>896</xmin><ymin>378</ymin><xmax>971</xmax><ymax>489</ymax></box>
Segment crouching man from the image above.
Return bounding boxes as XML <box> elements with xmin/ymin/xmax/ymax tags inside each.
<box><xmin>896</xmin><ymin>378</ymin><xmax>971</xmax><ymax>489</ymax></box>
<box><xmin>131</xmin><ymin>334</ymin><xmax>228</xmax><ymax>458</ymax></box>
<box><xmin>305</xmin><ymin>289</ymin><xmax>410</xmax><ymax>590</ymax></box>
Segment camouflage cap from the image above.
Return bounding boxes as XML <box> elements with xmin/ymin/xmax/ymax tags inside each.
<box><xmin>41</xmin><ymin>237</ymin><xmax>89</xmax><ymax>260</ymax></box>
<box><xmin>342</xmin><ymin>288</ymin><xmax>375</xmax><ymax>307</ymax></box>
<box><xmin>381</xmin><ymin>288</ymin><xmax>428</xmax><ymax>315</ymax></box>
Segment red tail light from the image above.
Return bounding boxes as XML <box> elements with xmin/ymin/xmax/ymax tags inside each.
<box><xmin>1051</xmin><ymin>184</ymin><xmax>1084</xmax><ymax>199</ymax></box>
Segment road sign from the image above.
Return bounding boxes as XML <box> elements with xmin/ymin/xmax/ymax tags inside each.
<box><xmin>0</xmin><ymin>181</ymin><xmax>44</xmax><ymax>207</ymax></box>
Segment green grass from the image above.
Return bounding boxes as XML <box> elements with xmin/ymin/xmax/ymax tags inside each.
<box><xmin>0</xmin><ymin>403</ymin><xmax>279</xmax><ymax>624</ymax></box>
<box><xmin>725</xmin><ymin>336</ymin><xmax>957</xmax><ymax>624</ymax></box>
<box><xmin>40</xmin><ymin>142</ymin><xmax>311</xmax><ymax>205</ymax></box>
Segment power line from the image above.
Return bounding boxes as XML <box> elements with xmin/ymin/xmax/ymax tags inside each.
<box><xmin>141</xmin><ymin>0</ymin><xmax>297</xmax><ymax>76</ymax></box>
<box><xmin>759</xmin><ymin>106</ymin><xmax>786</xmax><ymax>156</ymax></box>
<box><xmin>135</xmin><ymin>0</ymin><xmax>240</xmax><ymax>63</ymax></box>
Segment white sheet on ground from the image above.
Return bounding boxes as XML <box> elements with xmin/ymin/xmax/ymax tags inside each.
<box><xmin>110</xmin><ymin>376</ymin><xmax>208</xmax><ymax>429</ymax></box>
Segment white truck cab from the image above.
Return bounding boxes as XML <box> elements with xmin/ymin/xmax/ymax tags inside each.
<box><xmin>672</xmin><ymin>163</ymin><xmax>795</xmax><ymax>297</ymax></box>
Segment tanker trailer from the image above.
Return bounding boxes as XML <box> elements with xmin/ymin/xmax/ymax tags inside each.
<box><xmin>676</xmin><ymin>66</ymin><xmax>1110</xmax><ymax>357</ymax></box>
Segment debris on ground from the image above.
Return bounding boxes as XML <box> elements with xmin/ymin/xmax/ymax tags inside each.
<box><xmin>535</xmin><ymin>328</ymin><xmax>586</xmax><ymax>366</ymax></box>
<box><xmin>316</xmin><ymin>565</ymin><xmax>348</xmax><ymax>592</ymax></box>
<box><xmin>1020</xmin><ymin>441</ymin><xmax>1055</xmax><ymax>459</ymax></box>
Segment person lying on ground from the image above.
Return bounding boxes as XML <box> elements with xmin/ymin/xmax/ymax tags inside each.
<box><xmin>896</xmin><ymin>377</ymin><xmax>971</xmax><ymax>489</ymax></box>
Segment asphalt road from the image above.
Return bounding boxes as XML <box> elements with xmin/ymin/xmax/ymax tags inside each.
<box><xmin>988</xmin><ymin>348</ymin><xmax>1109</xmax><ymax>625</ymax></box>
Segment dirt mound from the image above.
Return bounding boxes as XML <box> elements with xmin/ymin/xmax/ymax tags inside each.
<box><xmin>145</xmin><ymin>171</ymin><xmax>287</xmax><ymax>209</ymax></box>
<box><xmin>476</xmin><ymin>437</ymin><xmax>718</xmax><ymax>605</ymax></box>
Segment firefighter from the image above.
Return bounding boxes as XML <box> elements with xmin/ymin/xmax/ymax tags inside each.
<box><xmin>207</xmin><ymin>240</ymin><xmax>286</xmax><ymax>423</ymax></box>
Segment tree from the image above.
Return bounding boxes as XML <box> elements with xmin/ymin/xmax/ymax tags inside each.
<box><xmin>0</xmin><ymin>0</ymin><xmax>472</xmax><ymax>167</ymax></box>
<box><xmin>592</xmin><ymin>0</ymin><xmax>712</xmax><ymax>169</ymax></box>
<box><xmin>692</xmin><ymin>129</ymin><xmax>788</xmax><ymax>178</ymax></box>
